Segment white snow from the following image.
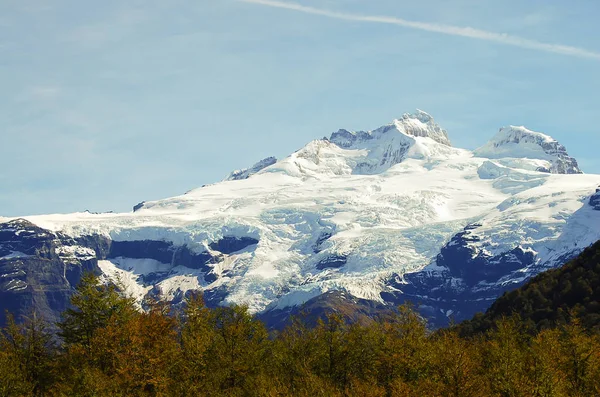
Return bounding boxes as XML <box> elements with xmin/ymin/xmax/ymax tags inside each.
<box><xmin>4</xmin><ymin>279</ymin><xmax>27</xmax><ymax>292</ymax></box>
<box><xmin>475</xmin><ymin>126</ymin><xmax>557</xmax><ymax>160</ymax></box>
<box><xmin>9</xmin><ymin>112</ymin><xmax>600</xmax><ymax>312</ymax></box>
<box><xmin>55</xmin><ymin>245</ymin><xmax>96</xmax><ymax>261</ymax></box>
<box><xmin>474</xmin><ymin>126</ymin><xmax>581</xmax><ymax>174</ymax></box>
<box><xmin>1</xmin><ymin>251</ymin><xmax>31</xmax><ymax>259</ymax></box>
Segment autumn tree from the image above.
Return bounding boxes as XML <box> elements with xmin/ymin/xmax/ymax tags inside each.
<box><xmin>57</xmin><ymin>272</ymin><xmax>136</xmax><ymax>352</ymax></box>
<box><xmin>428</xmin><ymin>330</ymin><xmax>487</xmax><ymax>397</ymax></box>
<box><xmin>206</xmin><ymin>304</ymin><xmax>270</xmax><ymax>394</ymax></box>
<box><xmin>90</xmin><ymin>301</ymin><xmax>179</xmax><ymax>396</ymax></box>
<box><xmin>557</xmin><ymin>320</ymin><xmax>600</xmax><ymax>396</ymax></box>
<box><xmin>170</xmin><ymin>293</ymin><xmax>216</xmax><ymax>396</ymax></box>
<box><xmin>0</xmin><ymin>312</ymin><xmax>55</xmax><ymax>397</ymax></box>
<box><xmin>373</xmin><ymin>304</ymin><xmax>431</xmax><ymax>395</ymax></box>
<box><xmin>482</xmin><ymin>316</ymin><xmax>532</xmax><ymax>396</ymax></box>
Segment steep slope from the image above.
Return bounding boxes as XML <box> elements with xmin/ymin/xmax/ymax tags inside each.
<box><xmin>394</xmin><ymin>179</ymin><xmax>600</xmax><ymax>326</ymax></box>
<box><xmin>457</xmin><ymin>239</ymin><xmax>600</xmax><ymax>336</ymax></box>
<box><xmin>1</xmin><ymin>110</ymin><xmax>598</xmax><ymax>327</ymax></box>
<box><xmin>0</xmin><ymin>219</ymin><xmax>103</xmax><ymax>325</ymax></box>
<box><xmin>258</xmin><ymin>290</ymin><xmax>395</xmax><ymax>330</ymax></box>
<box><xmin>225</xmin><ymin>157</ymin><xmax>277</xmax><ymax>181</ymax></box>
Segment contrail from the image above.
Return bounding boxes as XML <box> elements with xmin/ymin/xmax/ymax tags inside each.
<box><xmin>240</xmin><ymin>0</ymin><xmax>600</xmax><ymax>60</ymax></box>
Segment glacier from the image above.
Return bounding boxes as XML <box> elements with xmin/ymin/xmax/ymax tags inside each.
<box><xmin>1</xmin><ymin>110</ymin><xmax>599</xmax><ymax>326</ymax></box>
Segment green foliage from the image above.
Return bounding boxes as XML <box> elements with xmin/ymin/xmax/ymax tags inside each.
<box><xmin>2</xmin><ymin>244</ymin><xmax>600</xmax><ymax>396</ymax></box>
<box><xmin>0</xmin><ymin>312</ymin><xmax>55</xmax><ymax>397</ymax></box>
<box><xmin>57</xmin><ymin>272</ymin><xmax>136</xmax><ymax>350</ymax></box>
<box><xmin>458</xmin><ymin>240</ymin><xmax>600</xmax><ymax>337</ymax></box>
<box><xmin>207</xmin><ymin>304</ymin><xmax>269</xmax><ymax>394</ymax></box>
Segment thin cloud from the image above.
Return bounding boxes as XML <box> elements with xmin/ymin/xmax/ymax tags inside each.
<box><xmin>240</xmin><ymin>0</ymin><xmax>600</xmax><ymax>61</ymax></box>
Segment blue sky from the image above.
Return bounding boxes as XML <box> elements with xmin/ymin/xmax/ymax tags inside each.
<box><xmin>1</xmin><ymin>0</ymin><xmax>599</xmax><ymax>216</ymax></box>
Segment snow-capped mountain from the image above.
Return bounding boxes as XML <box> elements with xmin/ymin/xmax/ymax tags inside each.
<box><xmin>1</xmin><ymin>110</ymin><xmax>599</xmax><ymax>326</ymax></box>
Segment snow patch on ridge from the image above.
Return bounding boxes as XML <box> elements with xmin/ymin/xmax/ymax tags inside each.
<box><xmin>474</xmin><ymin>126</ymin><xmax>581</xmax><ymax>174</ymax></box>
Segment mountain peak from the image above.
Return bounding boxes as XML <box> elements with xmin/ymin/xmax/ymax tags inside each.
<box><xmin>329</xmin><ymin>110</ymin><xmax>451</xmax><ymax>149</ymax></box>
<box><xmin>392</xmin><ymin>110</ymin><xmax>452</xmax><ymax>146</ymax></box>
<box><xmin>497</xmin><ymin>126</ymin><xmax>555</xmax><ymax>144</ymax></box>
<box><xmin>474</xmin><ymin>126</ymin><xmax>582</xmax><ymax>174</ymax></box>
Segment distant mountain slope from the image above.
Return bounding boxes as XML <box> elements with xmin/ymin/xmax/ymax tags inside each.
<box><xmin>258</xmin><ymin>290</ymin><xmax>396</xmax><ymax>330</ymax></box>
<box><xmin>458</xmin><ymin>239</ymin><xmax>600</xmax><ymax>336</ymax></box>
<box><xmin>1</xmin><ymin>110</ymin><xmax>599</xmax><ymax>327</ymax></box>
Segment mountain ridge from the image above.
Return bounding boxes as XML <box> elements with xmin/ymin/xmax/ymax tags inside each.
<box><xmin>1</xmin><ymin>110</ymin><xmax>598</xmax><ymax>327</ymax></box>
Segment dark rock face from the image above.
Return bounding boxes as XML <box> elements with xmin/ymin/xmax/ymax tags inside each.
<box><xmin>316</xmin><ymin>254</ymin><xmax>347</xmax><ymax>270</ymax></box>
<box><xmin>313</xmin><ymin>232</ymin><xmax>332</xmax><ymax>253</ymax></box>
<box><xmin>537</xmin><ymin>140</ymin><xmax>582</xmax><ymax>174</ymax></box>
<box><xmin>133</xmin><ymin>201</ymin><xmax>145</xmax><ymax>212</ymax></box>
<box><xmin>109</xmin><ymin>239</ymin><xmax>224</xmax><ymax>272</ymax></box>
<box><xmin>172</xmin><ymin>245</ymin><xmax>219</xmax><ymax>271</ymax></box>
<box><xmin>75</xmin><ymin>234</ymin><xmax>112</xmax><ymax>259</ymax></box>
<box><xmin>382</xmin><ymin>224</ymin><xmax>537</xmax><ymax>327</ymax></box>
<box><xmin>225</xmin><ymin>157</ymin><xmax>277</xmax><ymax>181</ymax></box>
<box><xmin>0</xmin><ymin>219</ymin><xmax>57</xmax><ymax>259</ymax></box>
<box><xmin>208</xmin><ymin>236</ymin><xmax>258</xmax><ymax>254</ymax></box>
<box><xmin>590</xmin><ymin>188</ymin><xmax>600</xmax><ymax>210</ymax></box>
<box><xmin>329</xmin><ymin>129</ymin><xmax>373</xmax><ymax>148</ymax></box>
<box><xmin>483</xmin><ymin>128</ymin><xmax>582</xmax><ymax>175</ymax></box>
<box><xmin>201</xmin><ymin>285</ymin><xmax>230</xmax><ymax>309</ymax></box>
<box><xmin>0</xmin><ymin>219</ymin><xmax>101</xmax><ymax>327</ymax></box>
<box><xmin>439</xmin><ymin>237</ymin><xmax>534</xmax><ymax>287</ymax></box>
<box><xmin>259</xmin><ymin>290</ymin><xmax>395</xmax><ymax>330</ymax></box>
<box><xmin>0</xmin><ymin>219</ymin><xmax>263</xmax><ymax>327</ymax></box>
<box><xmin>109</xmin><ymin>240</ymin><xmax>174</xmax><ymax>263</ymax></box>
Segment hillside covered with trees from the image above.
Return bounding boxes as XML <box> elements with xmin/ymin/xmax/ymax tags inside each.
<box><xmin>458</xmin><ymin>240</ymin><xmax>600</xmax><ymax>337</ymax></box>
<box><xmin>2</xmin><ymin>267</ymin><xmax>600</xmax><ymax>397</ymax></box>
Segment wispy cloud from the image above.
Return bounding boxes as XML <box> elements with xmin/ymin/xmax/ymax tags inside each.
<box><xmin>14</xmin><ymin>85</ymin><xmax>62</xmax><ymax>104</ymax></box>
<box><xmin>240</xmin><ymin>0</ymin><xmax>600</xmax><ymax>61</ymax></box>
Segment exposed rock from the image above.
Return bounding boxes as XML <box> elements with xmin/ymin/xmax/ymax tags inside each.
<box><xmin>108</xmin><ymin>240</ymin><xmax>221</xmax><ymax>270</ymax></box>
<box><xmin>326</xmin><ymin>110</ymin><xmax>453</xmax><ymax>175</ymax></box>
<box><xmin>208</xmin><ymin>236</ymin><xmax>258</xmax><ymax>254</ymax></box>
<box><xmin>258</xmin><ymin>290</ymin><xmax>395</xmax><ymax>330</ymax></box>
<box><xmin>330</xmin><ymin>110</ymin><xmax>451</xmax><ymax>148</ymax></box>
<box><xmin>316</xmin><ymin>254</ymin><xmax>347</xmax><ymax>270</ymax></box>
<box><xmin>0</xmin><ymin>222</ymin><xmax>253</xmax><ymax>327</ymax></box>
<box><xmin>225</xmin><ymin>156</ymin><xmax>277</xmax><ymax>181</ymax></box>
<box><xmin>171</xmin><ymin>245</ymin><xmax>219</xmax><ymax>271</ymax></box>
<box><xmin>313</xmin><ymin>231</ymin><xmax>332</xmax><ymax>253</ymax></box>
<box><xmin>382</xmin><ymin>224</ymin><xmax>538</xmax><ymax>327</ymax></box>
<box><xmin>328</xmin><ymin>129</ymin><xmax>373</xmax><ymax>148</ymax></box>
<box><xmin>590</xmin><ymin>187</ymin><xmax>600</xmax><ymax>210</ymax></box>
<box><xmin>133</xmin><ymin>201</ymin><xmax>145</xmax><ymax>212</ymax></box>
<box><xmin>474</xmin><ymin>126</ymin><xmax>582</xmax><ymax>174</ymax></box>
<box><xmin>0</xmin><ymin>219</ymin><xmax>101</xmax><ymax>327</ymax></box>
<box><xmin>396</xmin><ymin>109</ymin><xmax>451</xmax><ymax>146</ymax></box>
<box><xmin>109</xmin><ymin>240</ymin><xmax>174</xmax><ymax>263</ymax></box>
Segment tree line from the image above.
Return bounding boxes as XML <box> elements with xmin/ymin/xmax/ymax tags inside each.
<box><xmin>1</xmin><ymin>272</ymin><xmax>600</xmax><ymax>397</ymax></box>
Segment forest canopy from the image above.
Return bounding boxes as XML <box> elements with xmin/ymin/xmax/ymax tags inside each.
<box><xmin>2</xmin><ymin>267</ymin><xmax>600</xmax><ymax>397</ymax></box>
